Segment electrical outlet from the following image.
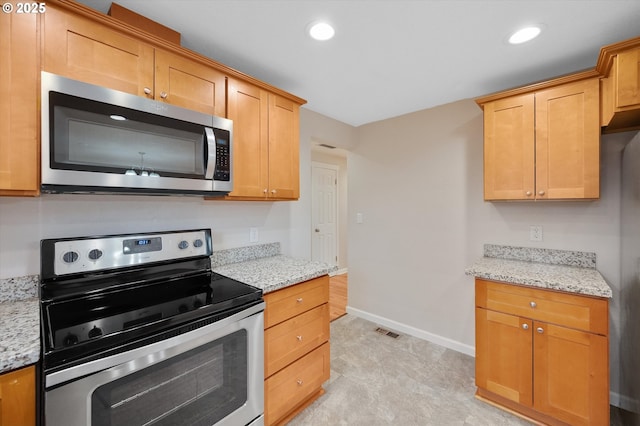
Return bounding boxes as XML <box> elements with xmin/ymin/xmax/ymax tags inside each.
<box><xmin>250</xmin><ymin>227</ymin><xmax>259</xmax><ymax>243</ymax></box>
<box><xmin>529</xmin><ymin>225</ymin><xmax>543</xmax><ymax>242</ymax></box>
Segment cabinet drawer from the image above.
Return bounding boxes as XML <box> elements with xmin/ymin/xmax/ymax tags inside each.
<box><xmin>264</xmin><ymin>276</ymin><xmax>329</xmax><ymax>328</ymax></box>
<box><xmin>476</xmin><ymin>279</ymin><xmax>608</xmax><ymax>335</ymax></box>
<box><xmin>265</xmin><ymin>342</ymin><xmax>330</xmax><ymax>425</ymax></box>
<box><xmin>265</xmin><ymin>304</ymin><xmax>329</xmax><ymax>378</ymax></box>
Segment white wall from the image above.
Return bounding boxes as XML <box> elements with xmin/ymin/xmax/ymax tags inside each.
<box><xmin>347</xmin><ymin>98</ymin><xmax>634</xmax><ymax>401</ymax></box>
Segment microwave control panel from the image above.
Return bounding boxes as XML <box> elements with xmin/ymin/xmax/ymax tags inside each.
<box><xmin>214</xmin><ymin>137</ymin><xmax>230</xmax><ymax>181</ymax></box>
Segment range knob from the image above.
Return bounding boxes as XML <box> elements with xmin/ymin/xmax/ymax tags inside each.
<box><xmin>88</xmin><ymin>326</ymin><xmax>103</xmax><ymax>339</ymax></box>
<box><xmin>63</xmin><ymin>333</ymin><xmax>79</xmax><ymax>346</ymax></box>
<box><xmin>178</xmin><ymin>240</ymin><xmax>189</xmax><ymax>250</ymax></box>
<box><xmin>88</xmin><ymin>249</ymin><xmax>103</xmax><ymax>261</ymax></box>
<box><xmin>193</xmin><ymin>239</ymin><xmax>203</xmax><ymax>248</ymax></box>
<box><xmin>62</xmin><ymin>251</ymin><xmax>79</xmax><ymax>264</ymax></box>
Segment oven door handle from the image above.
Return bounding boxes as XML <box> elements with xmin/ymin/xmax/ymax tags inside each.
<box><xmin>45</xmin><ymin>301</ymin><xmax>264</xmax><ymax>388</ymax></box>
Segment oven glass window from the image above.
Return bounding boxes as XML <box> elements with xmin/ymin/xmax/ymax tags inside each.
<box><xmin>91</xmin><ymin>330</ymin><xmax>247</xmax><ymax>426</ymax></box>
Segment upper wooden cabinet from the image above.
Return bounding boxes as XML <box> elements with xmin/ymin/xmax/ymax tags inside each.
<box><xmin>225</xmin><ymin>79</ymin><xmax>300</xmax><ymax>200</ymax></box>
<box><xmin>42</xmin><ymin>4</ymin><xmax>225</xmax><ymax>116</ymax></box>
<box><xmin>598</xmin><ymin>36</ymin><xmax>640</xmax><ymax>133</ymax></box>
<box><xmin>0</xmin><ymin>10</ymin><xmax>40</xmax><ymax>196</ymax></box>
<box><xmin>478</xmin><ymin>76</ymin><xmax>600</xmax><ymax>201</ymax></box>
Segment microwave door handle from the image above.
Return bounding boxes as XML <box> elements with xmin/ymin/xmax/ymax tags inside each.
<box><xmin>204</xmin><ymin>127</ymin><xmax>216</xmax><ymax>179</ymax></box>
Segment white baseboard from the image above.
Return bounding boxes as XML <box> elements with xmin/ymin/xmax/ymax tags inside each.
<box><xmin>345</xmin><ymin>306</ymin><xmax>475</xmax><ymax>357</ymax></box>
<box><xmin>611</xmin><ymin>390</ymin><xmax>640</xmax><ymax>411</ymax></box>
<box><xmin>330</xmin><ymin>268</ymin><xmax>348</xmax><ymax>276</ymax></box>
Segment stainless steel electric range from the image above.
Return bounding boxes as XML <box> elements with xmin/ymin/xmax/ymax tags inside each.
<box><xmin>39</xmin><ymin>229</ymin><xmax>264</xmax><ymax>426</ymax></box>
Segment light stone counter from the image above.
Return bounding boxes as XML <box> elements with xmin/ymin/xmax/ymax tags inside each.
<box><xmin>0</xmin><ymin>275</ymin><xmax>40</xmax><ymax>373</ymax></box>
<box><xmin>212</xmin><ymin>242</ymin><xmax>337</xmax><ymax>293</ymax></box>
<box><xmin>465</xmin><ymin>244</ymin><xmax>612</xmax><ymax>298</ymax></box>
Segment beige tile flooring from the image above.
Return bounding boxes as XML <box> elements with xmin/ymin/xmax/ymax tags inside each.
<box><xmin>289</xmin><ymin>314</ymin><xmax>630</xmax><ymax>426</ymax></box>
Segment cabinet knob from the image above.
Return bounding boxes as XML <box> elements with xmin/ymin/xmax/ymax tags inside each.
<box><xmin>530</xmin><ymin>301</ymin><xmax>537</xmax><ymax>308</ymax></box>
<box><xmin>296</xmin><ymin>297</ymin><xmax>303</xmax><ymax>303</ymax></box>
<box><xmin>160</xmin><ymin>91</ymin><xmax>168</xmax><ymax>99</ymax></box>
<box><xmin>297</xmin><ymin>379</ymin><xmax>303</xmax><ymax>386</ymax></box>
<box><xmin>525</xmin><ymin>191</ymin><xmax>532</xmax><ymax>196</ymax></box>
<box><xmin>538</xmin><ymin>190</ymin><xmax>545</xmax><ymax>196</ymax></box>
<box><xmin>143</xmin><ymin>87</ymin><xmax>152</xmax><ymax>95</ymax></box>
<box><xmin>522</xmin><ymin>324</ymin><xmax>529</xmax><ymax>330</ymax></box>
<box><xmin>271</xmin><ymin>189</ymin><xmax>277</xmax><ymax>194</ymax></box>
<box><xmin>537</xmin><ymin>327</ymin><xmax>544</xmax><ymax>334</ymax></box>
<box><xmin>296</xmin><ymin>335</ymin><xmax>303</xmax><ymax>342</ymax></box>
<box><xmin>263</xmin><ymin>189</ymin><xmax>268</xmax><ymax>194</ymax></box>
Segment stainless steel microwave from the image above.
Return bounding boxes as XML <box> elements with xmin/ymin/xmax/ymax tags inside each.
<box><xmin>41</xmin><ymin>71</ymin><xmax>233</xmax><ymax>196</ymax></box>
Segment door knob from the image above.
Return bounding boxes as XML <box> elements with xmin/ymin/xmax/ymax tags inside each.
<box><xmin>315</xmin><ymin>228</ymin><xmax>320</xmax><ymax>232</ymax></box>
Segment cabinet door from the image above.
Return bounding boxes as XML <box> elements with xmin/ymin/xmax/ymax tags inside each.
<box><xmin>482</xmin><ymin>94</ymin><xmax>535</xmax><ymax>200</ymax></box>
<box><xmin>154</xmin><ymin>49</ymin><xmax>226</xmax><ymax>117</ymax></box>
<box><xmin>617</xmin><ymin>47</ymin><xmax>640</xmax><ymax>108</ymax></box>
<box><xmin>535</xmin><ymin>79</ymin><xmax>600</xmax><ymax>199</ymax></box>
<box><xmin>267</xmin><ymin>94</ymin><xmax>300</xmax><ymax>200</ymax></box>
<box><xmin>0</xmin><ymin>11</ymin><xmax>39</xmax><ymax>195</ymax></box>
<box><xmin>227</xmin><ymin>79</ymin><xmax>269</xmax><ymax>198</ymax></box>
<box><xmin>533</xmin><ymin>322</ymin><xmax>609</xmax><ymax>426</ymax></box>
<box><xmin>475</xmin><ymin>308</ymin><xmax>533</xmax><ymax>406</ymax></box>
<box><xmin>0</xmin><ymin>366</ymin><xmax>36</xmax><ymax>426</ymax></box>
<box><xmin>42</xmin><ymin>5</ymin><xmax>154</xmax><ymax>96</ymax></box>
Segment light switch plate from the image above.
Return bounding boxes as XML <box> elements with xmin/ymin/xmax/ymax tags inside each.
<box><xmin>250</xmin><ymin>227</ymin><xmax>259</xmax><ymax>243</ymax></box>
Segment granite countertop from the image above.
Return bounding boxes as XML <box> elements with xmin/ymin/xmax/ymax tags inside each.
<box><xmin>466</xmin><ymin>244</ymin><xmax>612</xmax><ymax>298</ymax></box>
<box><xmin>0</xmin><ymin>275</ymin><xmax>40</xmax><ymax>374</ymax></box>
<box><xmin>211</xmin><ymin>242</ymin><xmax>337</xmax><ymax>293</ymax></box>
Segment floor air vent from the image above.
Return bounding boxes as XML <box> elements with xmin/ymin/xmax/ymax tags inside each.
<box><xmin>375</xmin><ymin>327</ymin><xmax>400</xmax><ymax>338</ymax></box>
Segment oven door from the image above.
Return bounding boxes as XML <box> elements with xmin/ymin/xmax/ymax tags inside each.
<box><xmin>45</xmin><ymin>303</ymin><xmax>264</xmax><ymax>426</ymax></box>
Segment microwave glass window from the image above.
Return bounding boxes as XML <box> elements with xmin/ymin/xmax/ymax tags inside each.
<box><xmin>50</xmin><ymin>93</ymin><xmax>208</xmax><ymax>179</ymax></box>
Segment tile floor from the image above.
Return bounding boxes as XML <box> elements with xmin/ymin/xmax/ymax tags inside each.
<box><xmin>289</xmin><ymin>315</ymin><xmax>628</xmax><ymax>426</ymax></box>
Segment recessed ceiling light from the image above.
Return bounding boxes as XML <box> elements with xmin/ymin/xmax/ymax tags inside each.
<box><xmin>508</xmin><ymin>26</ymin><xmax>542</xmax><ymax>44</ymax></box>
<box><xmin>308</xmin><ymin>21</ymin><xmax>335</xmax><ymax>41</ymax></box>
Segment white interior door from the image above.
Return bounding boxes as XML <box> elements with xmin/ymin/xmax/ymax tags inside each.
<box><xmin>311</xmin><ymin>162</ymin><xmax>338</xmax><ymax>265</ymax></box>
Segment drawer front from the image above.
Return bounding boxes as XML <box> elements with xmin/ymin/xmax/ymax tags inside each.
<box><xmin>264</xmin><ymin>276</ymin><xmax>329</xmax><ymax>328</ymax></box>
<box><xmin>265</xmin><ymin>342</ymin><xmax>330</xmax><ymax>425</ymax></box>
<box><xmin>476</xmin><ymin>279</ymin><xmax>608</xmax><ymax>335</ymax></box>
<box><xmin>265</xmin><ymin>304</ymin><xmax>330</xmax><ymax>378</ymax></box>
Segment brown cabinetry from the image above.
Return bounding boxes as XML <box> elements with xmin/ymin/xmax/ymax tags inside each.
<box><xmin>0</xmin><ymin>365</ymin><xmax>36</xmax><ymax>426</ymax></box>
<box><xmin>225</xmin><ymin>79</ymin><xmax>301</xmax><ymax>200</ymax></box>
<box><xmin>599</xmin><ymin>36</ymin><xmax>640</xmax><ymax>133</ymax></box>
<box><xmin>475</xmin><ymin>279</ymin><xmax>609</xmax><ymax>426</ymax></box>
<box><xmin>42</xmin><ymin>4</ymin><xmax>225</xmax><ymax>116</ymax></box>
<box><xmin>479</xmin><ymin>76</ymin><xmax>600</xmax><ymax>201</ymax></box>
<box><xmin>0</xmin><ymin>11</ymin><xmax>40</xmax><ymax>196</ymax></box>
<box><xmin>263</xmin><ymin>276</ymin><xmax>330</xmax><ymax>425</ymax></box>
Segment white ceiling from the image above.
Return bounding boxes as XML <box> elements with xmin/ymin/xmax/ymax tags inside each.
<box><xmin>77</xmin><ymin>0</ymin><xmax>640</xmax><ymax>127</ymax></box>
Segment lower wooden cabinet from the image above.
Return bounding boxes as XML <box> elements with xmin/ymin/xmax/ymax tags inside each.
<box><xmin>475</xmin><ymin>279</ymin><xmax>609</xmax><ymax>426</ymax></box>
<box><xmin>263</xmin><ymin>276</ymin><xmax>330</xmax><ymax>425</ymax></box>
<box><xmin>0</xmin><ymin>365</ymin><xmax>36</xmax><ymax>426</ymax></box>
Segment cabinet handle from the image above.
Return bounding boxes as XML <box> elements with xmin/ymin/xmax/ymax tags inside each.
<box><xmin>297</xmin><ymin>379</ymin><xmax>303</xmax><ymax>386</ymax></box>
<box><xmin>296</xmin><ymin>335</ymin><xmax>303</xmax><ymax>342</ymax></box>
<box><xmin>537</xmin><ymin>327</ymin><xmax>544</xmax><ymax>334</ymax></box>
<box><xmin>525</xmin><ymin>191</ymin><xmax>532</xmax><ymax>196</ymax></box>
<box><xmin>522</xmin><ymin>324</ymin><xmax>529</xmax><ymax>330</ymax></box>
<box><xmin>143</xmin><ymin>87</ymin><xmax>152</xmax><ymax>95</ymax></box>
<box><xmin>530</xmin><ymin>301</ymin><xmax>537</xmax><ymax>308</ymax></box>
<box><xmin>160</xmin><ymin>91</ymin><xmax>168</xmax><ymax>99</ymax></box>
<box><xmin>296</xmin><ymin>298</ymin><xmax>303</xmax><ymax>303</ymax></box>
<box><xmin>538</xmin><ymin>190</ymin><xmax>545</xmax><ymax>196</ymax></box>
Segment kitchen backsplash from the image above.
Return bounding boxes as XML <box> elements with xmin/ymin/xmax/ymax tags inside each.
<box><xmin>484</xmin><ymin>244</ymin><xmax>596</xmax><ymax>269</ymax></box>
<box><xmin>0</xmin><ymin>275</ymin><xmax>38</xmax><ymax>303</ymax></box>
<box><xmin>210</xmin><ymin>242</ymin><xmax>281</xmax><ymax>268</ymax></box>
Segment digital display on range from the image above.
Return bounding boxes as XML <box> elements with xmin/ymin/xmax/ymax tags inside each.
<box><xmin>123</xmin><ymin>237</ymin><xmax>162</xmax><ymax>254</ymax></box>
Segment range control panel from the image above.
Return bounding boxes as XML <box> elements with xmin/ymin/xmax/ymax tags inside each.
<box><xmin>48</xmin><ymin>229</ymin><xmax>212</xmax><ymax>276</ymax></box>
